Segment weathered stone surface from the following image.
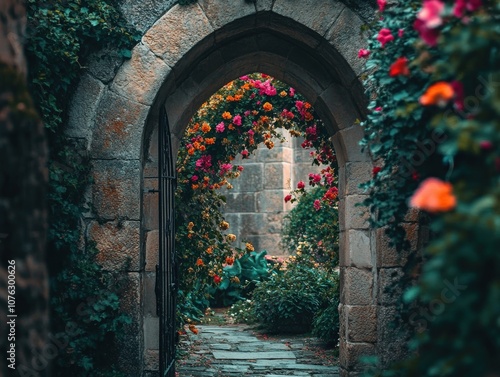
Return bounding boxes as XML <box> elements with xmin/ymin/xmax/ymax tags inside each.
<box><xmin>144</xmin><ymin>349</ymin><xmax>159</xmax><ymax>371</ymax></box>
<box><xmin>345</xmin><ymin>162</ymin><xmax>371</xmax><ymax>195</ymax></box>
<box><xmin>142</xmin><ymin>4</ymin><xmax>214</xmax><ymax>67</ymax></box>
<box><xmin>143</xmin><ymin>272</ymin><xmax>156</xmax><ymax>317</ymax></box>
<box><xmin>377</xmin><ymin>306</ymin><xmax>410</xmax><ymax>367</ymax></box>
<box><xmin>256</xmin><ymin>0</ymin><xmax>274</xmax><ymax>12</ymax></box>
<box><xmin>273</xmin><ymin>0</ymin><xmax>344</xmax><ymax>39</ymax></box>
<box><xmin>346</xmin><ymin>305</ymin><xmax>376</xmax><ymax>343</ymax></box>
<box><xmin>120</xmin><ymin>0</ymin><xmax>176</xmax><ymax>33</ymax></box>
<box><xmin>89</xmin><ymin>220</ymin><xmax>140</xmax><ymax>271</ymax></box>
<box><xmin>338</xmin><ymin>125</ymin><xmax>369</xmax><ymax>162</ymax></box>
<box><xmin>376</xmin><ymin>223</ymin><xmax>418</xmax><ymax>267</ymax></box>
<box><xmin>258</xmin><ymin>146</ymin><xmax>293</xmax><ymax>163</ymax></box>
<box><xmin>67</xmin><ymin>74</ymin><xmax>105</xmax><ymax>141</ymax></box>
<box><xmin>264</xmin><ymin>162</ymin><xmax>291</xmax><ymax>190</ymax></box>
<box><xmin>92</xmin><ymin>159</ymin><xmax>141</xmax><ymax>220</ymax></box>
<box><xmin>111</xmin><ymin>43</ymin><xmax>171</xmax><ymax>106</ymax></box>
<box><xmin>213</xmin><ymin>351</ymin><xmax>295</xmax><ymax>360</ymax></box>
<box><xmin>145</xmin><ymin>230</ymin><xmax>159</xmax><ymax>272</ymax></box>
<box><xmin>326</xmin><ymin>7</ymin><xmax>367</xmax><ymax>76</ymax></box>
<box><xmin>143</xmin><ymin>191</ymin><xmax>159</xmax><ymax>231</ymax></box>
<box><xmin>341</xmin><ymin>267</ymin><xmax>373</xmax><ymax>306</ymax></box>
<box><xmin>378</xmin><ymin>268</ymin><xmax>404</xmax><ymax>306</ymax></box>
<box><xmin>230</xmin><ymin>163</ymin><xmax>263</xmax><ymax>191</ymax></box>
<box><xmin>346</xmin><ymin>229</ymin><xmax>372</xmax><ymax>268</ymax></box>
<box><xmin>339</xmin><ymin>339</ymin><xmax>376</xmax><ymax>371</ymax></box>
<box><xmin>317</xmin><ymin>84</ymin><xmax>359</xmax><ymax>132</ymax></box>
<box><xmin>198</xmin><ymin>0</ymin><xmax>256</xmax><ymax>30</ymax></box>
<box><xmin>223</xmin><ymin>193</ymin><xmax>257</xmax><ymax>213</ymax></box>
<box><xmin>88</xmin><ymin>48</ymin><xmax>125</xmax><ymax>83</ymax></box>
<box><xmin>256</xmin><ymin>190</ymin><xmax>287</xmax><ymax>213</ymax></box>
<box><xmin>343</xmin><ymin>195</ymin><xmax>370</xmax><ymax>230</ymax></box>
<box><xmin>92</xmin><ymin>90</ymin><xmax>149</xmax><ymax>159</ymax></box>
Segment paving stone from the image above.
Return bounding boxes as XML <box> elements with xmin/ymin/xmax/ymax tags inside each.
<box><xmin>213</xmin><ymin>351</ymin><xmax>296</xmax><ymax>360</ymax></box>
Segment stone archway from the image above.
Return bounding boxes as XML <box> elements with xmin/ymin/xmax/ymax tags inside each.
<box><xmin>68</xmin><ymin>1</ymin><xmax>421</xmax><ymax>376</ymax></box>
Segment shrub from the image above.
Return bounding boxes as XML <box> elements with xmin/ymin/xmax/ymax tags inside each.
<box><xmin>252</xmin><ymin>257</ymin><xmax>338</xmax><ymax>334</ymax></box>
<box><xmin>312</xmin><ymin>272</ymin><xmax>340</xmax><ymax>346</ymax></box>
<box><xmin>228</xmin><ymin>299</ymin><xmax>258</xmax><ymax>324</ymax></box>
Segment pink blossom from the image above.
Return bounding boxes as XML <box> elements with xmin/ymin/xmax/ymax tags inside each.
<box><xmin>358</xmin><ymin>49</ymin><xmax>370</xmax><ymax>58</ymax></box>
<box><xmin>244</xmin><ymin>110</ymin><xmax>251</xmax><ymax>116</ymax></box>
<box><xmin>195</xmin><ymin>155</ymin><xmax>212</xmax><ymax>171</ymax></box>
<box><xmin>233</xmin><ymin>115</ymin><xmax>242</xmax><ymax>126</ymax></box>
<box><xmin>309</xmin><ymin>173</ymin><xmax>321</xmax><ymax>184</ymax></box>
<box><xmin>284</xmin><ymin>194</ymin><xmax>292</xmax><ymax>203</ymax></box>
<box><xmin>418</xmin><ymin>0</ymin><xmax>445</xmax><ymax>28</ymax></box>
<box><xmin>377</xmin><ymin>28</ymin><xmax>394</xmax><ymax>48</ymax></box>
<box><xmin>237</xmin><ymin>165</ymin><xmax>244</xmax><ymax>171</ymax></box>
<box><xmin>398</xmin><ymin>29</ymin><xmax>405</xmax><ymax>38</ymax></box>
<box><xmin>264</xmin><ymin>85</ymin><xmax>277</xmax><ymax>96</ymax></box>
<box><xmin>453</xmin><ymin>0</ymin><xmax>481</xmax><ymax>18</ymax></box>
<box><xmin>289</xmin><ymin>88</ymin><xmax>295</xmax><ymax>97</ymax></box>
<box><xmin>240</xmin><ymin>75</ymin><xmax>249</xmax><ymax>81</ymax></box>
<box><xmin>219</xmin><ymin>163</ymin><xmax>233</xmax><ymax>175</ymax></box>
<box><xmin>480</xmin><ymin>140</ymin><xmax>493</xmax><ymax>151</ymax></box>
<box><xmin>215</xmin><ymin>122</ymin><xmax>225</xmax><ymax>133</ymax></box>
<box><xmin>295</xmin><ymin>100</ymin><xmax>304</xmax><ymax>112</ymax></box>
<box><xmin>451</xmin><ymin>81</ymin><xmax>465</xmax><ymax>111</ymax></box>
<box><xmin>241</xmin><ymin>150</ymin><xmax>249</xmax><ymax>158</ymax></box>
<box><xmin>191</xmin><ymin>175</ymin><xmax>198</xmax><ymax>182</ymax></box>
<box><xmin>414</xmin><ymin>18</ymin><xmax>440</xmax><ymax>46</ymax></box>
<box><xmin>313</xmin><ymin>199</ymin><xmax>321</xmax><ymax>211</ymax></box>
<box><xmin>297</xmin><ymin>181</ymin><xmax>305</xmax><ymax>189</ymax></box>
<box><xmin>248</xmin><ymin>129</ymin><xmax>255</xmax><ymax>137</ymax></box>
<box><xmin>375</xmin><ymin>106</ymin><xmax>383</xmax><ymax>112</ymax></box>
<box><xmin>377</xmin><ymin>0</ymin><xmax>387</xmax><ymax>12</ymax></box>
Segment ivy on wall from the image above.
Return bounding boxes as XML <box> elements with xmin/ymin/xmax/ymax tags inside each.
<box><xmin>25</xmin><ymin>0</ymin><xmax>139</xmax><ymax>375</ymax></box>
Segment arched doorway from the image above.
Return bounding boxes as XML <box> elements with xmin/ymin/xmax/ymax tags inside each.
<box><xmin>69</xmin><ymin>2</ymin><xmax>420</xmax><ymax>376</ymax></box>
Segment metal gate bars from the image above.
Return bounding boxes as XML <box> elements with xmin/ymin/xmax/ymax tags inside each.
<box><xmin>156</xmin><ymin>107</ymin><xmax>177</xmax><ymax>377</ymax></box>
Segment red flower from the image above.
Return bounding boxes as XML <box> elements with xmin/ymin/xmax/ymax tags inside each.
<box><xmin>213</xmin><ymin>275</ymin><xmax>221</xmax><ymax>284</ymax></box>
<box><xmin>453</xmin><ymin>0</ymin><xmax>482</xmax><ymax>18</ymax></box>
<box><xmin>451</xmin><ymin>81</ymin><xmax>464</xmax><ymax>111</ymax></box>
<box><xmin>377</xmin><ymin>0</ymin><xmax>387</xmax><ymax>12</ymax></box>
<box><xmin>377</xmin><ymin>28</ymin><xmax>394</xmax><ymax>48</ymax></box>
<box><xmin>414</xmin><ymin>18</ymin><xmax>440</xmax><ymax>46</ymax></box>
<box><xmin>284</xmin><ymin>194</ymin><xmax>292</xmax><ymax>203</ymax></box>
<box><xmin>372</xmin><ymin>166</ymin><xmax>382</xmax><ymax>176</ymax></box>
<box><xmin>410</xmin><ymin>178</ymin><xmax>456</xmax><ymax>213</ymax></box>
<box><xmin>313</xmin><ymin>199</ymin><xmax>321</xmax><ymax>211</ymax></box>
<box><xmin>225</xmin><ymin>257</ymin><xmax>235</xmax><ymax>265</ymax></box>
<box><xmin>398</xmin><ymin>29</ymin><xmax>405</xmax><ymax>38</ymax></box>
<box><xmin>297</xmin><ymin>181</ymin><xmax>305</xmax><ymax>189</ymax></box>
<box><xmin>358</xmin><ymin>49</ymin><xmax>370</xmax><ymax>58</ymax></box>
<box><xmin>389</xmin><ymin>57</ymin><xmax>410</xmax><ymax>77</ymax></box>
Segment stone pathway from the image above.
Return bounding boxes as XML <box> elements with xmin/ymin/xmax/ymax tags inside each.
<box><xmin>176</xmin><ymin>324</ymin><xmax>339</xmax><ymax>376</ymax></box>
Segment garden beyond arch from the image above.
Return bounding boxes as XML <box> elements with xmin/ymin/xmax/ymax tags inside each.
<box><xmin>68</xmin><ymin>1</ymin><xmax>422</xmax><ymax>375</ymax></box>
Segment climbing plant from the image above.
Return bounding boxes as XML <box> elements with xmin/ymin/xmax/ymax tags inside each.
<box><xmin>175</xmin><ymin>73</ymin><xmax>339</xmax><ymax>326</ymax></box>
<box><xmin>25</xmin><ymin>0</ymin><xmax>138</xmax><ymax>375</ymax></box>
<box><xmin>360</xmin><ymin>0</ymin><xmax>500</xmax><ymax>375</ymax></box>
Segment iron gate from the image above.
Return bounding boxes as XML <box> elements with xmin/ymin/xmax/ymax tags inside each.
<box><xmin>156</xmin><ymin>107</ymin><xmax>177</xmax><ymax>377</ymax></box>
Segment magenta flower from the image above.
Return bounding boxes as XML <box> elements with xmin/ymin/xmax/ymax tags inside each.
<box><xmin>240</xmin><ymin>75</ymin><xmax>249</xmax><ymax>80</ymax></box>
<box><xmin>417</xmin><ymin>0</ymin><xmax>444</xmax><ymax>29</ymax></box>
<box><xmin>241</xmin><ymin>150</ymin><xmax>249</xmax><ymax>158</ymax></box>
<box><xmin>377</xmin><ymin>0</ymin><xmax>387</xmax><ymax>12</ymax></box>
<box><xmin>313</xmin><ymin>199</ymin><xmax>321</xmax><ymax>211</ymax></box>
<box><xmin>191</xmin><ymin>175</ymin><xmax>198</xmax><ymax>182</ymax></box>
<box><xmin>195</xmin><ymin>155</ymin><xmax>212</xmax><ymax>171</ymax></box>
<box><xmin>289</xmin><ymin>88</ymin><xmax>295</xmax><ymax>97</ymax></box>
<box><xmin>248</xmin><ymin>129</ymin><xmax>255</xmax><ymax>137</ymax></box>
<box><xmin>358</xmin><ymin>49</ymin><xmax>370</xmax><ymax>58</ymax></box>
<box><xmin>297</xmin><ymin>181</ymin><xmax>305</xmax><ymax>189</ymax></box>
<box><xmin>219</xmin><ymin>163</ymin><xmax>233</xmax><ymax>175</ymax></box>
<box><xmin>398</xmin><ymin>29</ymin><xmax>405</xmax><ymax>38</ymax></box>
<box><xmin>309</xmin><ymin>173</ymin><xmax>322</xmax><ymax>184</ymax></box>
<box><xmin>237</xmin><ymin>165</ymin><xmax>244</xmax><ymax>171</ymax></box>
<box><xmin>377</xmin><ymin>28</ymin><xmax>394</xmax><ymax>48</ymax></box>
<box><xmin>244</xmin><ymin>110</ymin><xmax>251</xmax><ymax>116</ymax></box>
<box><xmin>453</xmin><ymin>0</ymin><xmax>482</xmax><ymax>17</ymax></box>
<box><xmin>414</xmin><ymin>18</ymin><xmax>440</xmax><ymax>46</ymax></box>
<box><xmin>216</xmin><ymin>122</ymin><xmax>225</xmax><ymax>133</ymax></box>
<box><xmin>233</xmin><ymin>115</ymin><xmax>242</xmax><ymax>126</ymax></box>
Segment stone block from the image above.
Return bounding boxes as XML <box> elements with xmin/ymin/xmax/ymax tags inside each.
<box><xmin>403</xmin><ymin>207</ymin><xmax>420</xmax><ymax>223</ymax></box>
<box><xmin>256</xmin><ymin>190</ymin><xmax>287</xmax><ymax>213</ymax></box>
<box><xmin>91</xmin><ymin>90</ymin><xmax>149</xmax><ymax>159</ymax></box>
<box><xmin>67</xmin><ymin>74</ymin><xmax>105</xmax><ymax>141</ymax></box>
<box><xmin>142</xmin><ymin>4</ymin><xmax>214</xmax><ymax>68</ymax></box>
<box><xmin>88</xmin><ymin>48</ymin><xmax>124</xmax><ymax>83</ymax></box>
<box><xmin>120</xmin><ymin>0</ymin><xmax>176</xmax><ymax>33</ymax></box>
<box><xmin>264</xmin><ymin>163</ymin><xmax>291</xmax><ymax>190</ymax></box>
<box><xmin>117</xmin><ymin>272</ymin><xmax>142</xmax><ymax>375</ymax></box>
<box><xmin>346</xmin><ymin>305</ymin><xmax>376</xmax><ymax>343</ymax></box>
<box><xmin>377</xmin><ymin>306</ymin><xmax>410</xmax><ymax>367</ymax></box>
<box><xmin>256</xmin><ymin>0</ymin><xmax>274</xmax><ymax>11</ymax></box>
<box><xmin>144</xmin><ymin>316</ymin><xmax>159</xmax><ymax>349</ymax></box>
<box><xmin>337</xmin><ymin>125</ymin><xmax>370</xmax><ymax>162</ymax></box>
<box><xmin>258</xmin><ymin>147</ymin><xmax>293</xmax><ymax>163</ymax></box>
<box><xmin>145</xmin><ymin>230</ymin><xmax>159</xmax><ymax>272</ymax></box>
<box><xmin>143</xmin><ymin>191</ymin><xmax>159</xmax><ymax>231</ymax></box>
<box><xmin>346</xmin><ymin>229</ymin><xmax>372</xmax><ymax>268</ymax></box>
<box><xmin>338</xmin><ymin>303</ymin><xmax>346</xmax><ymax>341</ymax></box>
<box><xmin>144</xmin><ymin>349</ymin><xmax>159</xmax><ymax>371</ymax></box>
<box><xmin>198</xmin><ymin>0</ymin><xmax>256</xmax><ymax>30</ymax></box>
<box><xmin>339</xmin><ymin>339</ymin><xmax>376</xmax><ymax>371</ymax></box>
<box><xmin>231</xmin><ymin>163</ymin><xmax>263</xmax><ymax>192</ymax></box>
<box><xmin>325</xmin><ymin>7</ymin><xmax>368</xmax><ymax>76</ymax></box>
<box><xmin>341</xmin><ymin>267</ymin><xmax>373</xmax><ymax>306</ymax></box>
<box><xmin>221</xmin><ymin>213</ymin><xmax>241</xmax><ymax>235</ymax></box>
<box><xmin>248</xmin><ymin>234</ymin><xmax>285</xmax><ymax>255</ymax></box>
<box><xmin>92</xmin><ymin>159</ymin><xmax>141</xmax><ymax>220</ymax></box>
<box><xmin>224</xmin><ymin>193</ymin><xmax>257</xmax><ymax>213</ymax></box>
<box><xmin>345</xmin><ymin>162</ymin><xmax>371</xmax><ymax>195</ymax></box>
<box><xmin>378</xmin><ymin>268</ymin><xmax>404</xmax><ymax>306</ymax></box>
<box><xmin>143</xmin><ymin>272</ymin><xmax>157</xmax><ymax>317</ymax></box>
<box><xmin>343</xmin><ymin>195</ymin><xmax>370</xmax><ymax>230</ymax></box>
<box><xmin>273</xmin><ymin>0</ymin><xmax>344</xmax><ymax>40</ymax></box>
<box><xmin>89</xmin><ymin>220</ymin><xmax>140</xmax><ymax>271</ymax></box>
<box><xmin>376</xmin><ymin>224</ymin><xmax>418</xmax><ymax>267</ymax></box>
<box><xmin>111</xmin><ymin>43</ymin><xmax>171</xmax><ymax>106</ymax></box>
<box><xmin>317</xmin><ymin>84</ymin><xmax>360</xmax><ymax>132</ymax></box>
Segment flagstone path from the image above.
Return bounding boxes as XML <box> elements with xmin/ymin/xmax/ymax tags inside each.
<box><xmin>176</xmin><ymin>324</ymin><xmax>339</xmax><ymax>377</ymax></box>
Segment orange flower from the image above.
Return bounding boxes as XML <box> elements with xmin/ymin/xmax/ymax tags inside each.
<box><xmin>220</xmin><ymin>221</ymin><xmax>229</xmax><ymax>230</ymax></box>
<box><xmin>234</xmin><ymin>94</ymin><xmax>242</xmax><ymax>101</ymax></box>
<box><xmin>410</xmin><ymin>177</ymin><xmax>456</xmax><ymax>213</ymax></box>
<box><xmin>188</xmin><ymin>324</ymin><xmax>199</xmax><ymax>334</ymax></box>
<box><xmin>225</xmin><ymin>256</ymin><xmax>235</xmax><ymax>265</ymax></box>
<box><xmin>196</xmin><ymin>258</ymin><xmax>204</xmax><ymax>266</ymax></box>
<box><xmin>420</xmin><ymin>82</ymin><xmax>455</xmax><ymax>106</ymax></box>
<box><xmin>222</xmin><ymin>111</ymin><xmax>232</xmax><ymax>120</ymax></box>
<box><xmin>201</xmin><ymin>122</ymin><xmax>211</xmax><ymax>133</ymax></box>
<box><xmin>206</xmin><ymin>246</ymin><xmax>213</xmax><ymax>254</ymax></box>
<box><xmin>279</xmin><ymin>90</ymin><xmax>287</xmax><ymax>97</ymax></box>
<box><xmin>263</xmin><ymin>102</ymin><xmax>273</xmax><ymax>112</ymax></box>
<box><xmin>188</xmin><ymin>147</ymin><xmax>195</xmax><ymax>155</ymax></box>
<box><xmin>228</xmin><ymin>124</ymin><xmax>235</xmax><ymax>130</ymax></box>
<box><xmin>205</xmin><ymin>137</ymin><xmax>215</xmax><ymax>145</ymax></box>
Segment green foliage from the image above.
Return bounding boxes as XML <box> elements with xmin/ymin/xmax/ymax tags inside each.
<box><xmin>25</xmin><ymin>0</ymin><xmax>138</xmax><ymax>375</ymax></box>
<box><xmin>228</xmin><ymin>299</ymin><xmax>258</xmax><ymax>324</ymax></box>
<box><xmin>311</xmin><ymin>272</ymin><xmax>340</xmax><ymax>346</ymax></box>
<box><xmin>282</xmin><ymin>186</ymin><xmax>339</xmax><ymax>267</ymax></box>
<box><xmin>361</xmin><ymin>1</ymin><xmax>500</xmax><ymax>375</ymax></box>
<box><xmin>252</xmin><ymin>257</ymin><xmax>339</xmax><ymax>334</ymax></box>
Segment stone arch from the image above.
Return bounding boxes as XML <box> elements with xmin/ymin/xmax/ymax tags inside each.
<box><xmin>68</xmin><ymin>1</ymin><xmax>418</xmax><ymax>376</ymax></box>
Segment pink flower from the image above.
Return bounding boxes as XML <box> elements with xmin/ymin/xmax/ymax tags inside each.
<box><xmin>479</xmin><ymin>140</ymin><xmax>493</xmax><ymax>151</ymax></box>
<box><xmin>248</xmin><ymin>129</ymin><xmax>255</xmax><ymax>137</ymax></box>
<box><xmin>313</xmin><ymin>199</ymin><xmax>321</xmax><ymax>211</ymax></box>
<box><xmin>398</xmin><ymin>29</ymin><xmax>405</xmax><ymax>38</ymax></box>
<box><xmin>237</xmin><ymin>165</ymin><xmax>244</xmax><ymax>171</ymax></box>
<box><xmin>219</xmin><ymin>163</ymin><xmax>233</xmax><ymax>175</ymax></box>
<box><xmin>240</xmin><ymin>75</ymin><xmax>249</xmax><ymax>81</ymax></box>
<box><xmin>375</xmin><ymin>106</ymin><xmax>383</xmax><ymax>112</ymax></box>
<box><xmin>414</xmin><ymin>19</ymin><xmax>440</xmax><ymax>46</ymax></box>
<box><xmin>191</xmin><ymin>175</ymin><xmax>198</xmax><ymax>182</ymax></box>
<box><xmin>297</xmin><ymin>181</ymin><xmax>305</xmax><ymax>189</ymax></box>
<box><xmin>417</xmin><ymin>0</ymin><xmax>445</xmax><ymax>28</ymax></box>
<box><xmin>289</xmin><ymin>88</ymin><xmax>295</xmax><ymax>97</ymax></box>
<box><xmin>233</xmin><ymin>115</ymin><xmax>242</xmax><ymax>126</ymax></box>
<box><xmin>377</xmin><ymin>28</ymin><xmax>394</xmax><ymax>48</ymax></box>
<box><xmin>377</xmin><ymin>0</ymin><xmax>387</xmax><ymax>12</ymax></box>
<box><xmin>358</xmin><ymin>49</ymin><xmax>370</xmax><ymax>58</ymax></box>
<box><xmin>195</xmin><ymin>155</ymin><xmax>212</xmax><ymax>171</ymax></box>
<box><xmin>309</xmin><ymin>173</ymin><xmax>322</xmax><ymax>184</ymax></box>
<box><xmin>451</xmin><ymin>81</ymin><xmax>465</xmax><ymax>111</ymax></box>
<box><xmin>241</xmin><ymin>150</ymin><xmax>249</xmax><ymax>158</ymax></box>
<box><xmin>295</xmin><ymin>100</ymin><xmax>304</xmax><ymax>112</ymax></box>
<box><xmin>453</xmin><ymin>0</ymin><xmax>482</xmax><ymax>18</ymax></box>
<box><xmin>216</xmin><ymin>122</ymin><xmax>225</xmax><ymax>133</ymax></box>
<box><xmin>244</xmin><ymin>110</ymin><xmax>251</xmax><ymax>116</ymax></box>
<box><xmin>284</xmin><ymin>194</ymin><xmax>292</xmax><ymax>203</ymax></box>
